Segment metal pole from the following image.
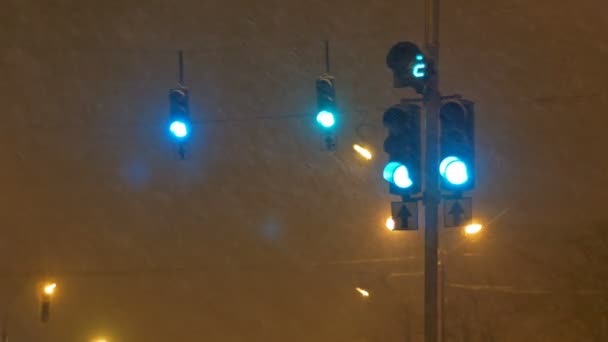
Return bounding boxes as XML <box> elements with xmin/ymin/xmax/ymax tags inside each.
<box><xmin>178</xmin><ymin>50</ymin><xmax>184</xmax><ymax>85</ymax></box>
<box><xmin>324</xmin><ymin>40</ymin><xmax>330</xmax><ymax>73</ymax></box>
<box><xmin>1</xmin><ymin>319</ymin><xmax>7</xmax><ymax>342</ymax></box>
<box><xmin>439</xmin><ymin>259</ymin><xmax>447</xmax><ymax>342</ymax></box>
<box><xmin>423</xmin><ymin>0</ymin><xmax>441</xmax><ymax>341</ymax></box>
<box><xmin>425</xmin><ymin>0</ymin><xmax>440</xmax><ymax>63</ymax></box>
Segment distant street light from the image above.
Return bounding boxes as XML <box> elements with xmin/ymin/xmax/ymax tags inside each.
<box><xmin>386</xmin><ymin>217</ymin><xmax>396</xmax><ymax>231</ymax></box>
<box><xmin>92</xmin><ymin>338</ymin><xmax>108</xmax><ymax>342</ymax></box>
<box><xmin>464</xmin><ymin>223</ymin><xmax>483</xmax><ymax>235</ymax></box>
<box><xmin>353</xmin><ymin>144</ymin><xmax>373</xmax><ymax>160</ymax></box>
<box><xmin>41</xmin><ymin>282</ymin><xmax>56</xmax><ymax>322</ymax></box>
<box><xmin>43</xmin><ymin>283</ymin><xmax>56</xmax><ymax>296</ymax></box>
<box><xmin>355</xmin><ymin>287</ymin><xmax>370</xmax><ymax>297</ymax></box>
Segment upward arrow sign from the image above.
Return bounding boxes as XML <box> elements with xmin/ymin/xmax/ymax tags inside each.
<box><xmin>448</xmin><ymin>201</ymin><xmax>465</xmax><ymax>226</ymax></box>
<box><xmin>398</xmin><ymin>205</ymin><xmax>412</xmax><ymax>229</ymax></box>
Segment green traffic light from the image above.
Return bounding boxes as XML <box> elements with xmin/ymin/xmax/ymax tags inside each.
<box><xmin>440</xmin><ymin>156</ymin><xmax>469</xmax><ymax>185</ymax></box>
<box><xmin>316</xmin><ymin>110</ymin><xmax>335</xmax><ymax>128</ymax></box>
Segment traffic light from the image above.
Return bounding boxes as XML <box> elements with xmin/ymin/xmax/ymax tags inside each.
<box><xmin>316</xmin><ymin>74</ymin><xmax>337</xmax><ymax>149</ymax></box>
<box><xmin>382</xmin><ymin>104</ymin><xmax>422</xmax><ymax>196</ymax></box>
<box><xmin>439</xmin><ymin>99</ymin><xmax>475</xmax><ymax>192</ymax></box>
<box><xmin>386</xmin><ymin>41</ymin><xmax>430</xmax><ymax>93</ymax></box>
<box><xmin>169</xmin><ymin>86</ymin><xmax>190</xmax><ymax>140</ymax></box>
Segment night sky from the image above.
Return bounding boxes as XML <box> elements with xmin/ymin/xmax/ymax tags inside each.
<box><xmin>1</xmin><ymin>0</ymin><xmax>607</xmax><ymax>341</ymax></box>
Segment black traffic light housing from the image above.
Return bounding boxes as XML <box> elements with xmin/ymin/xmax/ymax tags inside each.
<box><xmin>169</xmin><ymin>86</ymin><xmax>190</xmax><ymax>126</ymax></box>
<box><xmin>168</xmin><ymin>85</ymin><xmax>191</xmax><ymax>159</ymax></box>
<box><xmin>383</xmin><ymin>104</ymin><xmax>422</xmax><ymax>196</ymax></box>
<box><xmin>386</xmin><ymin>41</ymin><xmax>432</xmax><ymax>94</ymax></box>
<box><xmin>316</xmin><ymin>74</ymin><xmax>336</xmax><ymax>115</ymax></box>
<box><xmin>315</xmin><ymin>74</ymin><xmax>337</xmax><ymax>150</ymax></box>
<box><xmin>439</xmin><ymin>99</ymin><xmax>475</xmax><ymax>192</ymax></box>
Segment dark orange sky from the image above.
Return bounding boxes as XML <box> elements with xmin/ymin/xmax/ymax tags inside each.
<box><xmin>0</xmin><ymin>1</ymin><xmax>607</xmax><ymax>341</ymax></box>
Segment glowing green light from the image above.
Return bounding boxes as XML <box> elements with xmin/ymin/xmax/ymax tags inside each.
<box><xmin>170</xmin><ymin>120</ymin><xmax>189</xmax><ymax>138</ymax></box>
<box><xmin>383</xmin><ymin>162</ymin><xmax>413</xmax><ymax>189</ymax></box>
<box><xmin>440</xmin><ymin>156</ymin><xmax>469</xmax><ymax>185</ymax></box>
<box><xmin>316</xmin><ymin>110</ymin><xmax>336</xmax><ymax>128</ymax></box>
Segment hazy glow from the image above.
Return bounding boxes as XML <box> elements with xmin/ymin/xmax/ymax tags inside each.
<box><xmin>169</xmin><ymin>120</ymin><xmax>188</xmax><ymax>138</ymax></box>
<box><xmin>356</xmin><ymin>287</ymin><xmax>370</xmax><ymax>297</ymax></box>
<box><xmin>386</xmin><ymin>217</ymin><xmax>395</xmax><ymax>231</ymax></box>
<box><xmin>316</xmin><ymin>110</ymin><xmax>335</xmax><ymax>128</ymax></box>
<box><xmin>353</xmin><ymin>144</ymin><xmax>372</xmax><ymax>160</ymax></box>
<box><xmin>44</xmin><ymin>283</ymin><xmax>56</xmax><ymax>295</ymax></box>
<box><xmin>465</xmin><ymin>223</ymin><xmax>483</xmax><ymax>235</ymax></box>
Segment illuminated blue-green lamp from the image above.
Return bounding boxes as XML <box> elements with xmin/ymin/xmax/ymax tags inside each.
<box><xmin>383</xmin><ymin>161</ymin><xmax>413</xmax><ymax>189</ymax></box>
<box><xmin>439</xmin><ymin>156</ymin><xmax>469</xmax><ymax>185</ymax></box>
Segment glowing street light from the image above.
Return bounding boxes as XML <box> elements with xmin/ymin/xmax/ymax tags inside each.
<box><xmin>41</xmin><ymin>282</ymin><xmax>56</xmax><ymax>322</ymax></box>
<box><xmin>356</xmin><ymin>287</ymin><xmax>370</xmax><ymax>297</ymax></box>
<box><xmin>464</xmin><ymin>223</ymin><xmax>483</xmax><ymax>235</ymax></box>
<box><xmin>386</xmin><ymin>217</ymin><xmax>396</xmax><ymax>231</ymax></box>
<box><xmin>353</xmin><ymin>144</ymin><xmax>372</xmax><ymax>160</ymax></box>
<box><xmin>43</xmin><ymin>283</ymin><xmax>56</xmax><ymax>296</ymax></box>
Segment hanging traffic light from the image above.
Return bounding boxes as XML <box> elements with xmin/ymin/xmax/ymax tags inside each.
<box><xmin>386</xmin><ymin>41</ymin><xmax>430</xmax><ymax>94</ymax></box>
<box><xmin>439</xmin><ymin>99</ymin><xmax>475</xmax><ymax>192</ymax></box>
<box><xmin>382</xmin><ymin>104</ymin><xmax>422</xmax><ymax>196</ymax></box>
<box><xmin>169</xmin><ymin>86</ymin><xmax>190</xmax><ymax>140</ymax></box>
<box><xmin>316</xmin><ymin>74</ymin><xmax>337</xmax><ymax>149</ymax></box>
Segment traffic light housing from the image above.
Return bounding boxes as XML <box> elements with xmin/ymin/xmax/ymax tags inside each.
<box><xmin>439</xmin><ymin>99</ymin><xmax>475</xmax><ymax>192</ymax></box>
<box><xmin>386</xmin><ymin>41</ymin><xmax>431</xmax><ymax>93</ymax></box>
<box><xmin>316</xmin><ymin>74</ymin><xmax>337</xmax><ymax>150</ymax></box>
<box><xmin>383</xmin><ymin>104</ymin><xmax>422</xmax><ymax>196</ymax></box>
<box><xmin>169</xmin><ymin>86</ymin><xmax>190</xmax><ymax>140</ymax></box>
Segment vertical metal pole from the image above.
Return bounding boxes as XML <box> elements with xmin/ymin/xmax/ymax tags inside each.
<box><xmin>324</xmin><ymin>40</ymin><xmax>331</xmax><ymax>73</ymax></box>
<box><xmin>425</xmin><ymin>0</ymin><xmax>440</xmax><ymax>63</ymax></box>
<box><xmin>1</xmin><ymin>318</ymin><xmax>6</xmax><ymax>342</ymax></box>
<box><xmin>439</xmin><ymin>259</ymin><xmax>447</xmax><ymax>342</ymax></box>
<box><xmin>178</xmin><ymin>50</ymin><xmax>184</xmax><ymax>85</ymax></box>
<box><xmin>424</xmin><ymin>0</ymin><xmax>441</xmax><ymax>341</ymax></box>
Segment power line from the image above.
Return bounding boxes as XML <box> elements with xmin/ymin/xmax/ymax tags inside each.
<box><xmin>1</xmin><ymin>109</ymin><xmax>377</xmax><ymax>130</ymax></box>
